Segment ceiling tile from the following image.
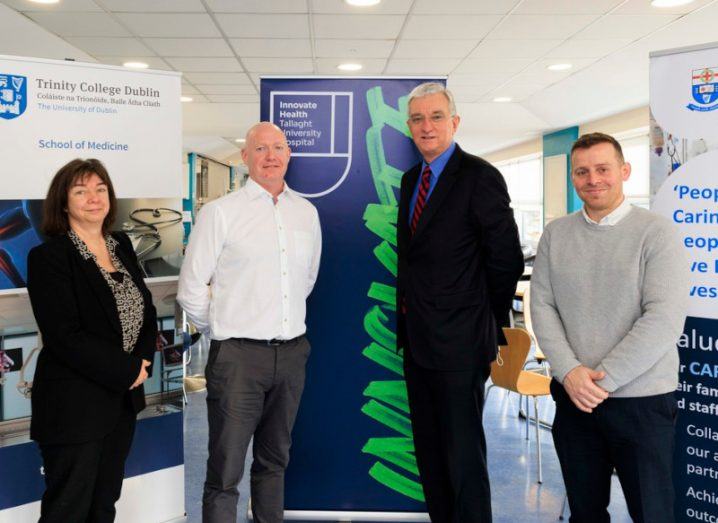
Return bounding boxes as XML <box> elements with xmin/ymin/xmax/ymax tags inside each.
<box><xmin>447</xmin><ymin>73</ymin><xmax>513</xmax><ymax>86</ymax></box>
<box><xmin>311</xmin><ymin>0</ymin><xmax>412</xmax><ymax>14</ymax></box>
<box><xmin>195</xmin><ymin>84</ymin><xmax>257</xmax><ymax>95</ymax></box>
<box><xmin>413</xmin><ymin>0</ymin><xmax>519</xmax><ymax>15</ymax></box>
<box><xmin>182</xmin><ymin>84</ymin><xmax>200</xmax><ymax>94</ymax></box>
<box><xmin>314</xmin><ymin>39</ymin><xmax>394</xmax><ymax>58</ymax></box>
<box><xmin>514</xmin><ymin>0</ymin><xmax>623</xmax><ymax>15</ymax></box>
<box><xmin>94</xmin><ymin>56</ymin><xmax>173</xmax><ymax>70</ymax></box>
<box><xmin>469</xmin><ymin>39</ymin><xmax>562</xmax><ymax>59</ymax></box>
<box><xmin>115</xmin><ymin>13</ymin><xmax>221</xmax><ymax>38</ymax></box>
<box><xmin>614</xmin><ymin>0</ymin><xmax>714</xmax><ymax>15</ymax></box>
<box><xmin>385</xmin><ymin>59</ymin><xmax>459</xmax><ymax>75</ymax></box>
<box><xmin>315</xmin><ymin>58</ymin><xmax>387</xmax><ymax>74</ymax></box>
<box><xmin>241</xmin><ymin>58</ymin><xmax>314</xmax><ymax>73</ymax></box>
<box><xmin>64</xmin><ymin>37</ymin><xmax>155</xmax><ymax>57</ymax></box>
<box><xmin>205</xmin><ymin>0</ymin><xmax>308</xmax><ymax>13</ymax></box>
<box><xmin>454</xmin><ymin>58</ymin><xmax>534</xmax><ymax>75</ymax></box>
<box><xmin>230</xmin><ymin>38</ymin><xmax>311</xmax><ymax>58</ymax></box>
<box><xmin>574</xmin><ymin>14</ymin><xmax>680</xmax><ymax>40</ymax></box>
<box><xmin>101</xmin><ymin>0</ymin><xmax>205</xmax><ymax>12</ymax></box>
<box><xmin>215</xmin><ymin>14</ymin><xmax>310</xmax><ymax>38</ymax></box>
<box><xmin>488</xmin><ymin>14</ymin><xmax>599</xmax><ymax>40</ymax></box>
<box><xmin>545</xmin><ymin>38</ymin><xmax>633</xmax><ymax>58</ymax></box>
<box><xmin>183</xmin><ymin>72</ymin><xmax>252</xmax><ymax>84</ymax></box>
<box><xmin>145</xmin><ymin>38</ymin><xmax>234</xmax><ymax>57</ymax></box>
<box><xmin>3</xmin><ymin>0</ymin><xmax>102</xmax><ymax>11</ymax></box>
<box><xmin>481</xmin><ymin>80</ymin><xmax>547</xmax><ymax>102</ymax></box>
<box><xmin>448</xmin><ymin>85</ymin><xmax>492</xmax><ymax>102</ymax></box>
<box><xmin>313</xmin><ymin>15</ymin><xmax>404</xmax><ymax>39</ymax></box>
<box><xmin>166</xmin><ymin>57</ymin><xmax>242</xmax><ymax>72</ymax></box>
<box><xmin>393</xmin><ymin>39</ymin><xmax>477</xmax><ymax>59</ymax></box>
<box><xmin>25</xmin><ymin>12</ymin><xmax>132</xmax><ymax>37</ymax></box>
<box><xmin>206</xmin><ymin>94</ymin><xmax>260</xmax><ymax>103</ymax></box>
<box><xmin>403</xmin><ymin>15</ymin><xmax>502</xmax><ymax>39</ymax></box>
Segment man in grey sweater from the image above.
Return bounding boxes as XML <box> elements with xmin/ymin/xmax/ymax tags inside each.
<box><xmin>531</xmin><ymin>132</ymin><xmax>688</xmax><ymax>523</ymax></box>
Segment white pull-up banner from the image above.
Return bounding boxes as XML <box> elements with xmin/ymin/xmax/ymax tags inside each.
<box><xmin>0</xmin><ymin>55</ymin><xmax>182</xmax><ymax>199</ymax></box>
<box><xmin>650</xmin><ymin>42</ymin><xmax>718</xmax><ymax>522</ymax></box>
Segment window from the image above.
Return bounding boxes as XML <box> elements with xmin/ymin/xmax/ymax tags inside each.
<box><xmin>616</xmin><ymin>129</ymin><xmax>650</xmax><ymax>209</ymax></box>
<box><xmin>494</xmin><ymin>153</ymin><xmax>543</xmax><ymax>252</ymax></box>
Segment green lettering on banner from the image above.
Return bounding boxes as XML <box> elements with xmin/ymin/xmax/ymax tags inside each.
<box><xmin>361</xmin><ymin>86</ymin><xmax>424</xmax><ymax>502</ymax></box>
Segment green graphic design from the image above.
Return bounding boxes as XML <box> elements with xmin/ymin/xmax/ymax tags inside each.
<box><xmin>361</xmin><ymin>86</ymin><xmax>424</xmax><ymax>503</ymax></box>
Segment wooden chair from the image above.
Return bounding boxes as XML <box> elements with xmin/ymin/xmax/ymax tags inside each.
<box><xmin>491</xmin><ymin>327</ymin><xmax>551</xmax><ymax>483</ymax></box>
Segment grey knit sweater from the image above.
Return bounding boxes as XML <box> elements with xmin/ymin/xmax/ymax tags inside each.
<box><xmin>530</xmin><ymin>206</ymin><xmax>689</xmax><ymax>398</ymax></box>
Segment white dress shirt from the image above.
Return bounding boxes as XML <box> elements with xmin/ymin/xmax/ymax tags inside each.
<box><xmin>581</xmin><ymin>196</ymin><xmax>633</xmax><ymax>226</ymax></box>
<box><xmin>177</xmin><ymin>177</ymin><xmax>322</xmax><ymax>340</ymax></box>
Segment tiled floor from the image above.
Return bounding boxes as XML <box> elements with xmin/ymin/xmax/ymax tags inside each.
<box><xmin>183</xmin><ymin>343</ymin><xmax>632</xmax><ymax>523</ymax></box>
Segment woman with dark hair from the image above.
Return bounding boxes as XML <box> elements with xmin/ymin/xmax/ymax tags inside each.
<box><xmin>26</xmin><ymin>158</ymin><xmax>157</xmax><ymax>523</ymax></box>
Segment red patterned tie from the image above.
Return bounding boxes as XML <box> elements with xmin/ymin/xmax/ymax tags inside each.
<box><xmin>410</xmin><ymin>165</ymin><xmax>432</xmax><ymax>234</ymax></box>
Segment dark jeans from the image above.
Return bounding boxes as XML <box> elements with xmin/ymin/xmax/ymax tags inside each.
<box><xmin>551</xmin><ymin>379</ymin><xmax>677</xmax><ymax>523</ymax></box>
<box><xmin>202</xmin><ymin>337</ymin><xmax>310</xmax><ymax>523</ymax></box>
<box><xmin>405</xmin><ymin>356</ymin><xmax>492</xmax><ymax>523</ymax></box>
<box><xmin>38</xmin><ymin>402</ymin><xmax>136</xmax><ymax>523</ymax></box>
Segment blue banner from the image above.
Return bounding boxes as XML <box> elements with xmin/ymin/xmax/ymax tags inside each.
<box><xmin>261</xmin><ymin>77</ymin><xmax>442</xmax><ymax>512</ymax></box>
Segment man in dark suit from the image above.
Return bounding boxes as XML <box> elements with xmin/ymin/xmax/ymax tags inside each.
<box><xmin>397</xmin><ymin>83</ymin><xmax>524</xmax><ymax>522</ymax></box>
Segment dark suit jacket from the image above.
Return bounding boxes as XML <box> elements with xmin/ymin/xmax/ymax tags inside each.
<box><xmin>26</xmin><ymin>231</ymin><xmax>157</xmax><ymax>445</ymax></box>
<box><xmin>397</xmin><ymin>144</ymin><xmax>524</xmax><ymax>371</ymax></box>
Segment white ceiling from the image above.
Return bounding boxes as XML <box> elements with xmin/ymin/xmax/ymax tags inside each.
<box><xmin>1</xmin><ymin>0</ymin><xmax>718</xmax><ymax>162</ymax></box>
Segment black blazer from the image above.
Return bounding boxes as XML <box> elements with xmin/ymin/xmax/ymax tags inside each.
<box><xmin>26</xmin><ymin>231</ymin><xmax>157</xmax><ymax>445</ymax></box>
<box><xmin>397</xmin><ymin>145</ymin><xmax>524</xmax><ymax>371</ymax></box>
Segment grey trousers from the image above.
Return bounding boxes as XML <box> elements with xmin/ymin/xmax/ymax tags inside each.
<box><xmin>202</xmin><ymin>336</ymin><xmax>310</xmax><ymax>523</ymax></box>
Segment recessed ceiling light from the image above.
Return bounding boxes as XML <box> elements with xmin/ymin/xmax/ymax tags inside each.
<box><xmin>547</xmin><ymin>63</ymin><xmax>572</xmax><ymax>72</ymax></box>
<box><xmin>28</xmin><ymin>0</ymin><xmax>60</xmax><ymax>3</ymax></box>
<box><xmin>180</xmin><ymin>96</ymin><xmax>193</xmax><ymax>102</ymax></box>
<box><xmin>338</xmin><ymin>63</ymin><xmax>363</xmax><ymax>71</ymax></box>
<box><xmin>651</xmin><ymin>0</ymin><xmax>694</xmax><ymax>6</ymax></box>
<box><xmin>493</xmin><ymin>97</ymin><xmax>512</xmax><ymax>103</ymax></box>
<box><xmin>345</xmin><ymin>0</ymin><xmax>381</xmax><ymax>6</ymax></box>
<box><xmin>123</xmin><ymin>61</ymin><xmax>148</xmax><ymax>69</ymax></box>
<box><xmin>235</xmin><ymin>138</ymin><xmax>246</xmax><ymax>143</ymax></box>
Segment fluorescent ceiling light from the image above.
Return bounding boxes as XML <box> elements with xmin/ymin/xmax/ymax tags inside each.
<box><xmin>28</xmin><ymin>0</ymin><xmax>60</xmax><ymax>4</ymax></box>
<box><xmin>345</xmin><ymin>0</ymin><xmax>381</xmax><ymax>6</ymax></box>
<box><xmin>123</xmin><ymin>61</ymin><xmax>148</xmax><ymax>69</ymax></box>
<box><xmin>235</xmin><ymin>138</ymin><xmax>246</xmax><ymax>143</ymax></box>
<box><xmin>493</xmin><ymin>97</ymin><xmax>512</xmax><ymax>103</ymax></box>
<box><xmin>547</xmin><ymin>63</ymin><xmax>572</xmax><ymax>71</ymax></box>
<box><xmin>180</xmin><ymin>96</ymin><xmax>193</xmax><ymax>102</ymax></box>
<box><xmin>651</xmin><ymin>0</ymin><xmax>694</xmax><ymax>6</ymax></box>
<box><xmin>338</xmin><ymin>63</ymin><xmax>363</xmax><ymax>71</ymax></box>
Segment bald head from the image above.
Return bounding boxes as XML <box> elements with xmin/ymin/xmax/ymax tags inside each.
<box><xmin>241</xmin><ymin>121</ymin><xmax>291</xmax><ymax>196</ymax></box>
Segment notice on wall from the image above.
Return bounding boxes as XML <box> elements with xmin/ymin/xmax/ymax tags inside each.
<box><xmin>650</xmin><ymin>42</ymin><xmax>718</xmax><ymax>522</ymax></box>
<box><xmin>0</xmin><ymin>55</ymin><xmax>182</xmax><ymax>199</ymax></box>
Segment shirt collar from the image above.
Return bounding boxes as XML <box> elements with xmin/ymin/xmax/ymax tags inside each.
<box><xmin>582</xmin><ymin>197</ymin><xmax>632</xmax><ymax>226</ymax></box>
<box><xmin>421</xmin><ymin>141</ymin><xmax>456</xmax><ymax>178</ymax></box>
<box><xmin>244</xmin><ymin>176</ymin><xmax>294</xmax><ymax>201</ymax></box>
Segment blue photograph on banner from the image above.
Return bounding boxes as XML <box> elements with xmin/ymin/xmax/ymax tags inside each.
<box><xmin>262</xmin><ymin>77</ymin><xmax>444</xmax><ymax>513</ymax></box>
<box><xmin>0</xmin><ymin>200</ymin><xmax>43</xmax><ymax>289</ymax></box>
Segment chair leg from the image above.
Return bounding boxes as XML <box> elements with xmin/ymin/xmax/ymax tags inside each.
<box><xmin>525</xmin><ymin>395</ymin><xmax>530</xmax><ymax>440</ymax></box>
<box><xmin>534</xmin><ymin>395</ymin><xmax>542</xmax><ymax>484</ymax></box>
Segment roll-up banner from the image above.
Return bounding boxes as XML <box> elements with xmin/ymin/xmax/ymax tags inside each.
<box><xmin>0</xmin><ymin>55</ymin><xmax>182</xmax><ymax>199</ymax></box>
<box><xmin>650</xmin><ymin>42</ymin><xmax>718</xmax><ymax>522</ymax></box>
<box><xmin>261</xmin><ymin>77</ymin><xmax>443</xmax><ymax>519</ymax></box>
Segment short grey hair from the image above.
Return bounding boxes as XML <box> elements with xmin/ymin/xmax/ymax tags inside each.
<box><xmin>407</xmin><ymin>82</ymin><xmax>457</xmax><ymax>117</ymax></box>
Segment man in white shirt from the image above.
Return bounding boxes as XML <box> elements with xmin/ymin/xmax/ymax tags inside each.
<box><xmin>177</xmin><ymin>122</ymin><xmax>321</xmax><ymax>523</ymax></box>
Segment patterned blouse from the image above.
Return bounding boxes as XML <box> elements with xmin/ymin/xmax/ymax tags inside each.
<box><xmin>68</xmin><ymin>230</ymin><xmax>145</xmax><ymax>353</ymax></box>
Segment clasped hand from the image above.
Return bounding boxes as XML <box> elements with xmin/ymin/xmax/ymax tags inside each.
<box><xmin>563</xmin><ymin>365</ymin><xmax>609</xmax><ymax>413</ymax></box>
<box><xmin>130</xmin><ymin>359</ymin><xmax>152</xmax><ymax>390</ymax></box>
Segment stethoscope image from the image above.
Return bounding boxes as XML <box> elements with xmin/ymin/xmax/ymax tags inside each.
<box><xmin>121</xmin><ymin>207</ymin><xmax>182</xmax><ymax>258</ymax></box>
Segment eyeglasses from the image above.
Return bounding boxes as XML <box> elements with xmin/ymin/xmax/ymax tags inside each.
<box><xmin>408</xmin><ymin>113</ymin><xmax>451</xmax><ymax>126</ymax></box>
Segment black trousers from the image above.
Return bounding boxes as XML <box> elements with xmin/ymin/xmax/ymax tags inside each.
<box><xmin>405</xmin><ymin>356</ymin><xmax>492</xmax><ymax>523</ymax></box>
<box><xmin>202</xmin><ymin>337</ymin><xmax>310</xmax><ymax>523</ymax></box>
<box><xmin>38</xmin><ymin>402</ymin><xmax>136</xmax><ymax>523</ymax></box>
<box><xmin>551</xmin><ymin>380</ymin><xmax>677</xmax><ymax>523</ymax></box>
